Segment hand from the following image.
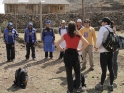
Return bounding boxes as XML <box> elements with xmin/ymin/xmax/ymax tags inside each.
<box><xmin>77</xmin><ymin>48</ymin><xmax>81</xmax><ymax>52</ymax></box>
<box><xmin>95</xmin><ymin>48</ymin><xmax>98</xmax><ymax>51</ymax></box>
<box><xmin>74</xmin><ymin>30</ymin><xmax>82</xmax><ymax>36</ymax></box>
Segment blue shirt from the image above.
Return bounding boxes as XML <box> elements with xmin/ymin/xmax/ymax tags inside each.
<box><xmin>8</xmin><ymin>30</ymin><xmax>13</xmax><ymax>44</ymax></box>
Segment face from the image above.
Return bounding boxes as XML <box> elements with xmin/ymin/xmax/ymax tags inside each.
<box><xmin>101</xmin><ymin>21</ymin><xmax>107</xmax><ymax>26</ymax></box>
<box><xmin>77</xmin><ymin>22</ymin><xmax>82</xmax><ymax>26</ymax></box>
<box><xmin>46</xmin><ymin>23</ymin><xmax>50</xmax><ymax>28</ymax></box>
<box><xmin>61</xmin><ymin>23</ymin><xmax>65</xmax><ymax>27</ymax></box>
<box><xmin>84</xmin><ymin>21</ymin><xmax>90</xmax><ymax>27</ymax></box>
<box><xmin>8</xmin><ymin>25</ymin><xmax>12</xmax><ymax>29</ymax></box>
<box><xmin>28</xmin><ymin>25</ymin><xmax>32</xmax><ymax>29</ymax></box>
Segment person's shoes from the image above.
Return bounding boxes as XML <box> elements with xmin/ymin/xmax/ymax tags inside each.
<box><xmin>25</xmin><ymin>58</ymin><xmax>29</xmax><ymax>61</ymax></box>
<box><xmin>75</xmin><ymin>86</ymin><xmax>86</xmax><ymax>92</ymax></box>
<box><xmin>7</xmin><ymin>60</ymin><xmax>10</xmax><ymax>62</ymax></box>
<box><xmin>50</xmin><ymin>57</ymin><xmax>53</xmax><ymax>60</ymax></box>
<box><xmin>108</xmin><ymin>85</ymin><xmax>113</xmax><ymax>91</ymax></box>
<box><xmin>67</xmin><ymin>90</ymin><xmax>74</xmax><ymax>93</ymax></box>
<box><xmin>11</xmin><ymin>59</ymin><xmax>15</xmax><ymax>62</ymax></box>
<box><xmin>32</xmin><ymin>58</ymin><xmax>36</xmax><ymax>61</ymax></box>
<box><xmin>89</xmin><ymin>67</ymin><xmax>94</xmax><ymax>71</ymax></box>
<box><xmin>81</xmin><ymin>66</ymin><xmax>86</xmax><ymax>71</ymax></box>
<box><xmin>95</xmin><ymin>83</ymin><xmax>103</xmax><ymax>91</ymax></box>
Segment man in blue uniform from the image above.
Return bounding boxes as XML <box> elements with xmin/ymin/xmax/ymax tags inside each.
<box><xmin>42</xmin><ymin>20</ymin><xmax>55</xmax><ymax>59</ymax></box>
<box><xmin>24</xmin><ymin>22</ymin><xmax>37</xmax><ymax>60</ymax></box>
<box><xmin>4</xmin><ymin>22</ymin><xmax>19</xmax><ymax>62</ymax></box>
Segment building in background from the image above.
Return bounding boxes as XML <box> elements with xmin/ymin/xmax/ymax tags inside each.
<box><xmin>3</xmin><ymin>0</ymin><xmax>70</xmax><ymax>14</ymax></box>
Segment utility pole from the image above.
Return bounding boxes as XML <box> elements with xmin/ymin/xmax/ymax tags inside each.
<box><xmin>40</xmin><ymin>0</ymin><xmax>45</xmax><ymax>41</ymax></box>
<box><xmin>82</xmin><ymin>0</ymin><xmax>85</xmax><ymax>24</ymax></box>
<box><xmin>40</xmin><ymin>2</ymin><xmax>42</xmax><ymax>41</ymax></box>
<box><xmin>14</xmin><ymin>6</ymin><xmax>17</xmax><ymax>30</ymax></box>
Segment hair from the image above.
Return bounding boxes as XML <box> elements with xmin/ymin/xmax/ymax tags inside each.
<box><xmin>67</xmin><ymin>21</ymin><xmax>77</xmax><ymax>38</ymax></box>
<box><xmin>84</xmin><ymin>19</ymin><xmax>91</xmax><ymax>26</ymax></box>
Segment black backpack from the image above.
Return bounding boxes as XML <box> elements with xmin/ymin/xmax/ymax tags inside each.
<box><xmin>73</xmin><ymin>74</ymin><xmax>86</xmax><ymax>88</ymax></box>
<box><xmin>13</xmin><ymin>68</ymin><xmax>28</xmax><ymax>89</ymax></box>
<box><xmin>102</xmin><ymin>27</ymin><xmax>119</xmax><ymax>52</ymax></box>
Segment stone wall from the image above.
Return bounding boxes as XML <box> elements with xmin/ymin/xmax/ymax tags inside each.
<box><xmin>0</xmin><ymin>12</ymin><xmax>124</xmax><ymax>32</ymax></box>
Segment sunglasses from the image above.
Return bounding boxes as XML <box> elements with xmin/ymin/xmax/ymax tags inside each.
<box><xmin>84</xmin><ymin>22</ymin><xmax>89</xmax><ymax>23</ymax></box>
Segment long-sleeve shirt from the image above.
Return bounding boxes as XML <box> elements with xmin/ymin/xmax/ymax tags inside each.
<box><xmin>96</xmin><ymin>25</ymin><xmax>113</xmax><ymax>53</ymax></box>
<box><xmin>79</xmin><ymin>27</ymin><xmax>96</xmax><ymax>46</ymax></box>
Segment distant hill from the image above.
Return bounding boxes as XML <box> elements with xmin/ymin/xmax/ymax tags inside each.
<box><xmin>67</xmin><ymin>0</ymin><xmax>124</xmax><ymax>12</ymax></box>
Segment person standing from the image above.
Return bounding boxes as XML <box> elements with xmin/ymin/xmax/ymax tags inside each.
<box><xmin>24</xmin><ymin>22</ymin><xmax>37</xmax><ymax>60</ymax></box>
<box><xmin>42</xmin><ymin>20</ymin><xmax>55</xmax><ymax>59</ymax></box>
<box><xmin>4</xmin><ymin>22</ymin><xmax>19</xmax><ymax>62</ymax></box>
<box><xmin>79</xmin><ymin>19</ymin><xmax>96</xmax><ymax>70</ymax></box>
<box><xmin>56</xmin><ymin>21</ymin><xmax>89</xmax><ymax>93</ymax></box>
<box><xmin>58</xmin><ymin>20</ymin><xmax>68</xmax><ymax>59</ymax></box>
<box><xmin>95</xmin><ymin>17</ymin><xmax>115</xmax><ymax>91</ymax></box>
<box><xmin>77</xmin><ymin>19</ymin><xmax>83</xmax><ymax>60</ymax></box>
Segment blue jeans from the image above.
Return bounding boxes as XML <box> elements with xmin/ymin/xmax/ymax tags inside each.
<box><xmin>112</xmin><ymin>51</ymin><xmax>119</xmax><ymax>77</ymax></box>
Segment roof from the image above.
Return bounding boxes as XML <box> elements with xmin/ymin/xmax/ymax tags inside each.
<box><xmin>3</xmin><ymin>0</ymin><xmax>70</xmax><ymax>5</ymax></box>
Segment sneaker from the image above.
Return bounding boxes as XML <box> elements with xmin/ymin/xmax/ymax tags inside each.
<box><xmin>81</xmin><ymin>66</ymin><xmax>86</xmax><ymax>71</ymax></box>
<box><xmin>25</xmin><ymin>58</ymin><xmax>29</xmax><ymax>61</ymax></box>
<box><xmin>76</xmin><ymin>86</ymin><xmax>86</xmax><ymax>92</ymax></box>
<box><xmin>108</xmin><ymin>85</ymin><xmax>113</xmax><ymax>91</ymax></box>
<box><xmin>95</xmin><ymin>83</ymin><xmax>103</xmax><ymax>91</ymax></box>
<box><xmin>32</xmin><ymin>58</ymin><xmax>36</xmax><ymax>61</ymax></box>
<box><xmin>67</xmin><ymin>90</ymin><xmax>74</xmax><ymax>93</ymax></box>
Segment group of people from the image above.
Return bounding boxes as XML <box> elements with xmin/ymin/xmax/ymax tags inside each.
<box><xmin>56</xmin><ymin>17</ymin><xmax>120</xmax><ymax>93</ymax></box>
<box><xmin>3</xmin><ymin>17</ymin><xmax>121</xmax><ymax>93</ymax></box>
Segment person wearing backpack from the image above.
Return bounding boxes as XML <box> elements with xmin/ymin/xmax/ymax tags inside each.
<box><xmin>95</xmin><ymin>17</ymin><xmax>115</xmax><ymax>91</ymax></box>
<box><xmin>55</xmin><ymin>21</ymin><xmax>89</xmax><ymax>93</ymax></box>
<box><xmin>24</xmin><ymin>22</ymin><xmax>37</xmax><ymax>60</ymax></box>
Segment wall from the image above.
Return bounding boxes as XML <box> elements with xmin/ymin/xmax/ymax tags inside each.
<box><xmin>0</xmin><ymin>12</ymin><xmax>124</xmax><ymax>32</ymax></box>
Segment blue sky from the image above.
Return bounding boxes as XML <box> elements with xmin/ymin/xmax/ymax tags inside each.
<box><xmin>0</xmin><ymin>0</ymin><xmax>4</xmax><ymax>13</ymax></box>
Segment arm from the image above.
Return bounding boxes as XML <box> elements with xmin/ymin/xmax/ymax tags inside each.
<box><xmin>78</xmin><ymin>36</ymin><xmax>89</xmax><ymax>52</ymax></box>
<box><xmin>55</xmin><ymin>37</ymin><xmax>64</xmax><ymax>51</ymax></box>
<box><xmin>92</xmin><ymin>28</ymin><xmax>96</xmax><ymax>47</ymax></box>
<box><xmin>15</xmin><ymin>29</ymin><xmax>19</xmax><ymax>38</ymax></box>
<box><xmin>42</xmin><ymin>29</ymin><xmax>45</xmax><ymax>42</ymax></box>
<box><xmin>96</xmin><ymin>27</ymin><xmax>104</xmax><ymax>48</ymax></box>
<box><xmin>52</xmin><ymin>29</ymin><xmax>55</xmax><ymax>41</ymax></box>
<box><xmin>24</xmin><ymin>29</ymin><xmax>26</xmax><ymax>42</ymax></box>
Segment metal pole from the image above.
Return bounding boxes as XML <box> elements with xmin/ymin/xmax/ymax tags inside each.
<box><xmin>82</xmin><ymin>0</ymin><xmax>85</xmax><ymax>25</ymax></box>
<box><xmin>15</xmin><ymin>6</ymin><xmax>17</xmax><ymax>30</ymax></box>
<box><xmin>40</xmin><ymin>2</ymin><xmax>42</xmax><ymax>41</ymax></box>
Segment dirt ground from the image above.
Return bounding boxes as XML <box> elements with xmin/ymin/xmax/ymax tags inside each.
<box><xmin>0</xmin><ymin>33</ymin><xmax>124</xmax><ymax>93</ymax></box>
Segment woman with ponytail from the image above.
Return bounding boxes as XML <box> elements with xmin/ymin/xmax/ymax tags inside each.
<box><xmin>95</xmin><ymin>17</ymin><xmax>115</xmax><ymax>91</ymax></box>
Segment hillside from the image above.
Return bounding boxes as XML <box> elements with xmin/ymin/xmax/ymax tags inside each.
<box><xmin>67</xmin><ymin>0</ymin><xmax>124</xmax><ymax>11</ymax></box>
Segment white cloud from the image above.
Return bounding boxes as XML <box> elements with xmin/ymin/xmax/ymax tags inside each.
<box><xmin>0</xmin><ymin>4</ymin><xmax>4</xmax><ymax>14</ymax></box>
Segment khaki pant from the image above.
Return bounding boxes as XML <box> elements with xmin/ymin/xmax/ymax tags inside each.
<box><xmin>82</xmin><ymin>45</ymin><xmax>94</xmax><ymax>67</ymax></box>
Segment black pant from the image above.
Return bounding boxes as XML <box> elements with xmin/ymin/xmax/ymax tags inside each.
<box><xmin>45</xmin><ymin>52</ymin><xmax>53</xmax><ymax>58</ymax></box>
<box><xmin>25</xmin><ymin>42</ymin><xmax>35</xmax><ymax>59</ymax></box>
<box><xmin>100</xmin><ymin>52</ymin><xmax>114</xmax><ymax>85</ymax></box>
<box><xmin>64</xmin><ymin>49</ymin><xmax>81</xmax><ymax>92</ymax></box>
<box><xmin>59</xmin><ymin>51</ymin><xmax>64</xmax><ymax>58</ymax></box>
<box><xmin>6</xmin><ymin>43</ymin><xmax>15</xmax><ymax>61</ymax></box>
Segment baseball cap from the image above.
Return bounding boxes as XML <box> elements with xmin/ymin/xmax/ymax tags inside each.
<box><xmin>28</xmin><ymin>22</ymin><xmax>33</xmax><ymax>26</ymax></box>
<box><xmin>8</xmin><ymin>22</ymin><xmax>13</xmax><ymax>26</ymax></box>
<box><xmin>77</xmin><ymin>19</ymin><xmax>82</xmax><ymax>23</ymax></box>
<box><xmin>61</xmin><ymin>20</ymin><xmax>66</xmax><ymax>23</ymax></box>
<box><xmin>46</xmin><ymin>20</ymin><xmax>51</xmax><ymax>24</ymax></box>
<box><xmin>100</xmin><ymin>17</ymin><xmax>111</xmax><ymax>24</ymax></box>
